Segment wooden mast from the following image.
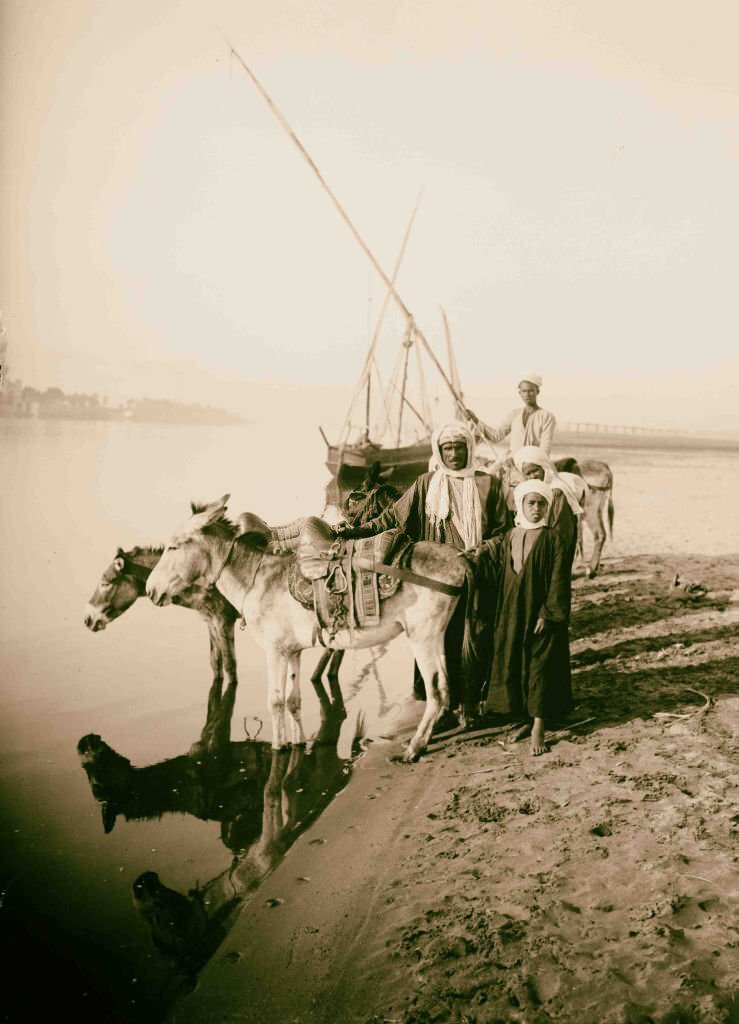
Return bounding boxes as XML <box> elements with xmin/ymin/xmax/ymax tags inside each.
<box><xmin>337</xmin><ymin>195</ymin><xmax>422</xmax><ymax>446</ymax></box>
<box><xmin>226</xmin><ymin>42</ymin><xmax>465</xmax><ymax>411</ymax></box>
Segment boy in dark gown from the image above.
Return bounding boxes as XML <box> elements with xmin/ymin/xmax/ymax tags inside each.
<box><xmin>481</xmin><ymin>480</ymin><xmax>573</xmax><ymax>754</ymax></box>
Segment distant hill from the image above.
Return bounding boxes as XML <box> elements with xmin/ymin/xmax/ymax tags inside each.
<box><xmin>124</xmin><ymin>397</ymin><xmax>246</xmax><ymax>425</ymax></box>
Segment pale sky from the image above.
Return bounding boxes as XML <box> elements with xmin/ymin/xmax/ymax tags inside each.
<box><xmin>1</xmin><ymin>0</ymin><xmax>738</xmax><ymax>432</ymax></box>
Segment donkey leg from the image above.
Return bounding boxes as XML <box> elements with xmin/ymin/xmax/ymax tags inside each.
<box><xmin>587</xmin><ymin>497</ymin><xmax>607</xmax><ymax>578</ymax></box>
<box><xmin>191</xmin><ymin>627</ymin><xmax>225</xmax><ymax>755</ymax></box>
<box><xmin>266</xmin><ymin>648</ymin><xmax>289</xmax><ymax>749</ymax></box>
<box><xmin>326</xmin><ymin>649</ymin><xmax>346</xmax><ymax>711</ymax></box>
<box><xmin>309</xmin><ymin>649</ymin><xmax>334</xmax><ymax>711</ymax></box>
<box><xmin>404</xmin><ymin>640</ymin><xmax>449</xmax><ymax>763</ymax></box>
<box><xmin>211</xmin><ymin>618</ymin><xmax>238</xmax><ymax>747</ymax></box>
<box><xmin>285</xmin><ymin>652</ymin><xmax>306</xmax><ymax>747</ymax></box>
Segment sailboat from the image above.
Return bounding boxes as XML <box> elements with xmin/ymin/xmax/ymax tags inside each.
<box><xmin>322</xmin><ymin>307</ymin><xmax>467</xmax><ymax>507</ymax></box>
<box><xmin>323</xmin><ymin>334</ymin><xmax>433</xmax><ymax>505</ymax></box>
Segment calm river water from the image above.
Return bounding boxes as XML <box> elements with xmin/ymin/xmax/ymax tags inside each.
<box><xmin>0</xmin><ymin>418</ymin><xmax>737</xmax><ymax>1022</ymax></box>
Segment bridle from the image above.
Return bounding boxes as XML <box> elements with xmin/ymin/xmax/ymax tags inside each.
<box><xmin>119</xmin><ymin>555</ymin><xmax>154</xmax><ymax>585</ymax></box>
<box><xmin>103</xmin><ymin>554</ymin><xmax>153</xmax><ymax>589</ymax></box>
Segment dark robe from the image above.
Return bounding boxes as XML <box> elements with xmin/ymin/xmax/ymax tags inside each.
<box><xmin>351</xmin><ymin>471</ymin><xmax>510</xmax><ymax>711</ymax></box>
<box><xmin>483</xmin><ymin>526</ymin><xmax>573</xmax><ymax>722</ymax></box>
<box><xmin>550</xmin><ymin>490</ymin><xmax>578</xmax><ymax>566</ymax></box>
<box><xmin>363</xmin><ymin>470</ymin><xmax>509</xmax><ymax>547</ymax></box>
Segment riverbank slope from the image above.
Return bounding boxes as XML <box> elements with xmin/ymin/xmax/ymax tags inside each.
<box><xmin>172</xmin><ymin>552</ymin><xmax>739</xmax><ymax>1024</ymax></box>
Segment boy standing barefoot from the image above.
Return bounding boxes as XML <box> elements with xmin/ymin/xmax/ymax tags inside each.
<box><xmin>481</xmin><ymin>481</ymin><xmax>573</xmax><ymax>755</ymax></box>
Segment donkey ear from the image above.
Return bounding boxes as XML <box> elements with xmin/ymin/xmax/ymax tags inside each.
<box><xmin>190</xmin><ymin>495</ymin><xmax>230</xmax><ymax>519</ymax></box>
<box><xmin>200</xmin><ymin>494</ymin><xmax>230</xmax><ymax>524</ymax></box>
<box><xmin>113</xmin><ymin>556</ymin><xmax>125</xmax><ymax>573</ymax></box>
<box><xmin>202</xmin><ymin>494</ymin><xmax>230</xmax><ymax>513</ymax></box>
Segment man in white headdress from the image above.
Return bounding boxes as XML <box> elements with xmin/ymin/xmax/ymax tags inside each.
<box><xmin>336</xmin><ymin>421</ymin><xmax>509</xmax><ymax>719</ymax></box>
<box><xmin>336</xmin><ymin>421</ymin><xmax>508</xmax><ymax>549</ymax></box>
<box><xmin>465</xmin><ymin>373</ymin><xmax>556</xmax><ymax>458</ymax></box>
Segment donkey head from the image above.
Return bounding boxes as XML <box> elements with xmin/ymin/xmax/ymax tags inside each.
<box><xmin>147</xmin><ymin>495</ymin><xmax>231</xmax><ymax>607</ymax></box>
<box><xmin>84</xmin><ymin>549</ymin><xmax>146</xmax><ymax>631</ymax></box>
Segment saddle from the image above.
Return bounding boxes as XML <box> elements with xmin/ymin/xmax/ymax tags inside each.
<box><xmin>236</xmin><ymin>512</ymin><xmax>273</xmax><ymax>545</ymax></box>
<box><xmin>293</xmin><ymin>517</ymin><xmax>405</xmax><ymax>640</ymax></box>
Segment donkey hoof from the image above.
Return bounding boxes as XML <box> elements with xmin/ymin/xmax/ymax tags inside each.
<box><xmin>402</xmin><ymin>745</ymin><xmax>423</xmax><ymax>764</ymax></box>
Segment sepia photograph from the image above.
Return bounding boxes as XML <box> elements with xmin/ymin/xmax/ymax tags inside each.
<box><xmin>1</xmin><ymin>2</ymin><xmax>737</xmax><ymax>1022</ymax></box>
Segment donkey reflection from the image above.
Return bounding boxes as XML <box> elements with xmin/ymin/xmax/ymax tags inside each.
<box><xmin>78</xmin><ymin>696</ymin><xmax>359</xmax><ymax>981</ymax></box>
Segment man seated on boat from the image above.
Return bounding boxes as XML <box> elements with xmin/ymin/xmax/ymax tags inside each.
<box><xmin>465</xmin><ymin>372</ymin><xmax>556</xmax><ymax>460</ymax></box>
<box><xmin>335</xmin><ymin>421</ymin><xmax>509</xmax><ymax>724</ymax></box>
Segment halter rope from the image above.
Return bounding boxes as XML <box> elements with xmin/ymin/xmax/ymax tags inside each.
<box><xmin>209</xmin><ymin>534</ymin><xmax>265</xmax><ymax>631</ymax></box>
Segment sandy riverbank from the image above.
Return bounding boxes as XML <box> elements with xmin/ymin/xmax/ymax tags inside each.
<box><xmin>170</xmin><ymin>551</ymin><xmax>739</xmax><ymax>1024</ymax></box>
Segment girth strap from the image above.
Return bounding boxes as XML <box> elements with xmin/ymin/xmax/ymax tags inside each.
<box><xmin>353</xmin><ymin>557</ymin><xmax>463</xmax><ymax>597</ymax></box>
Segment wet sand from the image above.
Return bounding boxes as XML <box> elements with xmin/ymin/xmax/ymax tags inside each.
<box><xmin>171</xmin><ymin>550</ymin><xmax>739</xmax><ymax>1024</ymax></box>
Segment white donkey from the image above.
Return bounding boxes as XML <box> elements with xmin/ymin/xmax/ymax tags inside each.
<box><xmin>146</xmin><ymin>496</ymin><xmax>476</xmax><ymax>762</ymax></box>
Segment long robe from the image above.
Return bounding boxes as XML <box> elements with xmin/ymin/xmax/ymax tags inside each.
<box><xmin>365</xmin><ymin>470</ymin><xmax>509</xmax><ymax>548</ymax></box>
<box><xmin>483</xmin><ymin>527</ymin><xmax>573</xmax><ymax>722</ymax></box>
<box><xmin>357</xmin><ymin>470</ymin><xmax>509</xmax><ymax>710</ymax></box>
<box><xmin>550</xmin><ymin>490</ymin><xmax>578</xmax><ymax>566</ymax></box>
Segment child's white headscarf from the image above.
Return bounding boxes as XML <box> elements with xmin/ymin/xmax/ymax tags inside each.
<box><xmin>426</xmin><ymin>422</ymin><xmax>481</xmax><ymax>549</ymax></box>
<box><xmin>513</xmin><ymin>479</ymin><xmax>553</xmax><ymax>530</ymax></box>
<box><xmin>513</xmin><ymin>445</ymin><xmax>583</xmax><ymax>514</ymax></box>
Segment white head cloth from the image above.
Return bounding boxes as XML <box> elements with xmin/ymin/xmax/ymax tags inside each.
<box><xmin>426</xmin><ymin>422</ymin><xmax>481</xmax><ymax>550</ymax></box>
<box><xmin>512</xmin><ymin>445</ymin><xmax>583</xmax><ymax>514</ymax></box>
<box><xmin>519</xmin><ymin>373</ymin><xmax>543</xmax><ymax>389</ymax></box>
<box><xmin>513</xmin><ymin>479</ymin><xmax>553</xmax><ymax>530</ymax></box>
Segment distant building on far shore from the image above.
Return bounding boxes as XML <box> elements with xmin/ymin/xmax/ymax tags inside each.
<box><xmin>0</xmin><ymin>380</ymin><xmax>246</xmax><ymax>426</ymax></box>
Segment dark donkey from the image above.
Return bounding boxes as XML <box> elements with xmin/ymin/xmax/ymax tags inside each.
<box><xmin>84</xmin><ymin>546</ymin><xmax>239</xmax><ymax>753</ymax></box>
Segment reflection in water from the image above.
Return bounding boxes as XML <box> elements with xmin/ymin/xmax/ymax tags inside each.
<box><xmin>77</xmin><ymin>696</ymin><xmax>359</xmax><ymax>991</ymax></box>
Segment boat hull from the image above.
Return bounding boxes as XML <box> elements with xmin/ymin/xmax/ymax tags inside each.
<box><xmin>324</xmin><ymin>441</ymin><xmax>432</xmax><ymax>507</ymax></box>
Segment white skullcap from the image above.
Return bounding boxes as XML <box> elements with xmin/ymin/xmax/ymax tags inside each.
<box><xmin>436</xmin><ymin>422</ymin><xmax>472</xmax><ymax>447</ymax></box>
<box><xmin>513</xmin><ymin>479</ymin><xmax>553</xmax><ymax>529</ymax></box>
<box><xmin>519</xmin><ymin>373</ymin><xmax>543</xmax><ymax>388</ymax></box>
<box><xmin>513</xmin><ymin>445</ymin><xmax>549</xmax><ymax>473</ymax></box>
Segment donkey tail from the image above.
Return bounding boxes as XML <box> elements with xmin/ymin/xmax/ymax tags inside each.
<box><xmin>607</xmin><ymin>491</ymin><xmax>615</xmax><ymax>539</ymax></box>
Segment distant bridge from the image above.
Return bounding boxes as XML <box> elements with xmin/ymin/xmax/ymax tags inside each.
<box><xmin>559</xmin><ymin>421</ymin><xmax>733</xmax><ymax>440</ymax></box>
<box><xmin>554</xmin><ymin>421</ymin><xmax>739</xmax><ymax>453</ymax></box>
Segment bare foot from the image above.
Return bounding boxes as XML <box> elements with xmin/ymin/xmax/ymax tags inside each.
<box><xmin>530</xmin><ymin>718</ymin><xmax>546</xmax><ymax>756</ymax></box>
<box><xmin>507</xmin><ymin>721</ymin><xmax>532</xmax><ymax>744</ymax></box>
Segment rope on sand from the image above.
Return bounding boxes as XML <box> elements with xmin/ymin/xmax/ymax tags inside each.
<box><xmin>653</xmin><ymin>687</ymin><xmax>713</xmax><ymax>721</ymax></box>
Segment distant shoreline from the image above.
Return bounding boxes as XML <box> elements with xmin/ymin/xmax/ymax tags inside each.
<box><xmin>2</xmin><ymin>410</ymin><xmax>737</xmax><ymax>452</ymax></box>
